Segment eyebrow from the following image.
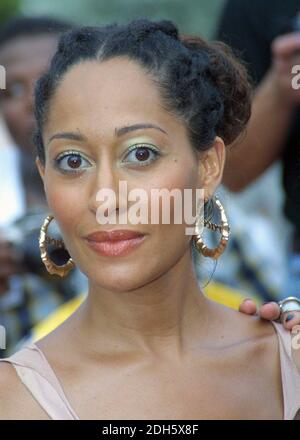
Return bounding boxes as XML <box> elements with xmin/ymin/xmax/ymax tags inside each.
<box><xmin>115</xmin><ymin>123</ymin><xmax>167</xmax><ymax>137</ymax></box>
<box><xmin>47</xmin><ymin>123</ymin><xmax>167</xmax><ymax>145</ymax></box>
<box><xmin>47</xmin><ymin>132</ymin><xmax>86</xmax><ymax>145</ymax></box>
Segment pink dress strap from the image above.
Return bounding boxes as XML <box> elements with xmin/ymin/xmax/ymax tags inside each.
<box><xmin>0</xmin><ymin>343</ymin><xmax>79</xmax><ymax>420</ymax></box>
<box><xmin>271</xmin><ymin>321</ymin><xmax>300</xmax><ymax>420</ymax></box>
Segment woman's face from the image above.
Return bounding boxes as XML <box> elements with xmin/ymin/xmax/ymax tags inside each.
<box><xmin>36</xmin><ymin>57</ymin><xmax>225</xmax><ymax>291</ymax></box>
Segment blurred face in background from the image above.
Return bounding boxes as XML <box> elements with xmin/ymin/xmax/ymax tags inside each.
<box><xmin>0</xmin><ymin>34</ymin><xmax>58</xmax><ymax>155</ymax></box>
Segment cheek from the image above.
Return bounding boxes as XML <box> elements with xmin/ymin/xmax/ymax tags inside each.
<box><xmin>137</xmin><ymin>159</ymin><xmax>197</xmax><ymax>256</ymax></box>
<box><xmin>140</xmin><ymin>157</ymin><xmax>198</xmax><ymax>223</ymax></box>
<box><xmin>137</xmin><ymin>159</ymin><xmax>197</xmax><ymax>203</ymax></box>
<box><xmin>43</xmin><ymin>171</ymin><xmax>88</xmax><ymax>237</ymax></box>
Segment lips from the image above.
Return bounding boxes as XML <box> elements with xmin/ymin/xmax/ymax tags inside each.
<box><xmin>84</xmin><ymin>229</ymin><xmax>147</xmax><ymax>257</ymax></box>
<box><xmin>85</xmin><ymin>230</ymin><xmax>145</xmax><ymax>242</ymax></box>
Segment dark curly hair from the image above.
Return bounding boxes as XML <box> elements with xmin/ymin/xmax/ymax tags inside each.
<box><xmin>34</xmin><ymin>17</ymin><xmax>252</xmax><ymax>164</ymax></box>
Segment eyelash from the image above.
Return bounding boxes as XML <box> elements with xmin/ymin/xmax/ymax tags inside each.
<box><xmin>54</xmin><ymin>150</ymin><xmax>92</xmax><ymax>174</ymax></box>
<box><xmin>53</xmin><ymin>144</ymin><xmax>161</xmax><ymax>174</ymax></box>
<box><xmin>122</xmin><ymin>144</ymin><xmax>161</xmax><ymax>167</ymax></box>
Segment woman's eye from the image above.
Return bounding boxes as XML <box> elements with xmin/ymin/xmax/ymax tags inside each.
<box><xmin>55</xmin><ymin>152</ymin><xmax>92</xmax><ymax>173</ymax></box>
<box><xmin>123</xmin><ymin>145</ymin><xmax>160</xmax><ymax>166</ymax></box>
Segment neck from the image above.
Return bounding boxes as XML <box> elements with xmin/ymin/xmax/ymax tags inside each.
<box><xmin>75</xmin><ymin>250</ymin><xmax>212</xmax><ymax>360</ymax></box>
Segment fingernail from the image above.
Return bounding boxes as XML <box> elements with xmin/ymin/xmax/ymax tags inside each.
<box><xmin>285</xmin><ymin>314</ymin><xmax>295</xmax><ymax>322</ymax></box>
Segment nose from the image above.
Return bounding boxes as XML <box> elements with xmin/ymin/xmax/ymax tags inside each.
<box><xmin>88</xmin><ymin>157</ymin><xmax>124</xmax><ymax>226</ymax></box>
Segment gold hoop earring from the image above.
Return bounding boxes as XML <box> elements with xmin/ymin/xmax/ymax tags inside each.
<box><xmin>193</xmin><ymin>196</ymin><xmax>230</xmax><ymax>260</ymax></box>
<box><xmin>39</xmin><ymin>214</ymin><xmax>75</xmax><ymax>277</ymax></box>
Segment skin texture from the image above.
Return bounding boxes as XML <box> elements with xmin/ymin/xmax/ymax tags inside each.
<box><xmin>239</xmin><ymin>299</ymin><xmax>300</xmax><ymax>381</ymax></box>
<box><xmin>0</xmin><ymin>57</ymin><xmax>296</xmax><ymax>419</ymax></box>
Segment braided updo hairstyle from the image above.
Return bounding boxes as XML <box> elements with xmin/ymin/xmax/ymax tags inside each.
<box><xmin>34</xmin><ymin>18</ymin><xmax>251</xmax><ymax>164</ymax></box>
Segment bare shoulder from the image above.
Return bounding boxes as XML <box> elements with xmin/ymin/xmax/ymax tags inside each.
<box><xmin>207</xmin><ymin>300</ymin><xmax>283</xmax><ymax>418</ymax></box>
<box><xmin>0</xmin><ymin>361</ymin><xmax>49</xmax><ymax>420</ymax></box>
<box><xmin>221</xmin><ymin>301</ymin><xmax>281</xmax><ymax>367</ymax></box>
<box><xmin>208</xmin><ymin>298</ymin><xmax>280</xmax><ymax>347</ymax></box>
<box><xmin>34</xmin><ymin>307</ymin><xmax>85</xmax><ymax>373</ymax></box>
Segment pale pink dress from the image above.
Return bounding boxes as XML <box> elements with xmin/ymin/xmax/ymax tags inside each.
<box><xmin>0</xmin><ymin>321</ymin><xmax>300</xmax><ymax>420</ymax></box>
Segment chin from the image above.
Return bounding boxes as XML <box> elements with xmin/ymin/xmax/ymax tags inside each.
<box><xmin>85</xmin><ymin>264</ymin><xmax>154</xmax><ymax>293</ymax></box>
<box><xmin>92</xmin><ymin>277</ymin><xmax>149</xmax><ymax>293</ymax></box>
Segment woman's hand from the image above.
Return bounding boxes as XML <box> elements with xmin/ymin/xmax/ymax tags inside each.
<box><xmin>240</xmin><ymin>298</ymin><xmax>300</xmax><ymax>372</ymax></box>
<box><xmin>239</xmin><ymin>298</ymin><xmax>300</xmax><ymax>330</ymax></box>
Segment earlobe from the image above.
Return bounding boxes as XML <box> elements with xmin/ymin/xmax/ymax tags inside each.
<box><xmin>199</xmin><ymin>136</ymin><xmax>226</xmax><ymax>199</ymax></box>
<box><xmin>214</xmin><ymin>136</ymin><xmax>226</xmax><ymax>178</ymax></box>
<box><xmin>35</xmin><ymin>156</ymin><xmax>45</xmax><ymax>182</ymax></box>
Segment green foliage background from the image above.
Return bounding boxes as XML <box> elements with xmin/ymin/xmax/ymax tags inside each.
<box><xmin>16</xmin><ymin>0</ymin><xmax>225</xmax><ymax>39</ymax></box>
<box><xmin>0</xmin><ymin>0</ymin><xmax>21</xmax><ymax>22</ymax></box>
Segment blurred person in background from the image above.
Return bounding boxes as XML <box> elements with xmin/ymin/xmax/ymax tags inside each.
<box><xmin>0</xmin><ymin>16</ymin><xmax>87</xmax><ymax>357</ymax></box>
<box><xmin>203</xmin><ymin>0</ymin><xmax>300</xmax><ymax>301</ymax></box>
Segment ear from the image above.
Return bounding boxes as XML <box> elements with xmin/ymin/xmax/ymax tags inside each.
<box><xmin>197</xmin><ymin>136</ymin><xmax>226</xmax><ymax>200</ymax></box>
<box><xmin>35</xmin><ymin>156</ymin><xmax>45</xmax><ymax>183</ymax></box>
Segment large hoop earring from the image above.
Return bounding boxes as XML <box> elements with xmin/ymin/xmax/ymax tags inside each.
<box><xmin>193</xmin><ymin>196</ymin><xmax>230</xmax><ymax>260</ymax></box>
<box><xmin>39</xmin><ymin>214</ymin><xmax>75</xmax><ymax>277</ymax></box>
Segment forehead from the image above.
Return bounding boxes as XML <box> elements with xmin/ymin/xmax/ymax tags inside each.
<box><xmin>45</xmin><ymin>57</ymin><xmax>178</xmax><ymax>136</ymax></box>
<box><xmin>0</xmin><ymin>35</ymin><xmax>58</xmax><ymax>75</ymax></box>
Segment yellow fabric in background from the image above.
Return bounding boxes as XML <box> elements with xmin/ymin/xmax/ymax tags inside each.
<box><xmin>204</xmin><ymin>282</ymin><xmax>261</xmax><ymax>310</ymax></box>
<box><xmin>31</xmin><ymin>283</ymin><xmax>261</xmax><ymax>343</ymax></box>
<box><xmin>32</xmin><ymin>293</ymin><xmax>87</xmax><ymax>342</ymax></box>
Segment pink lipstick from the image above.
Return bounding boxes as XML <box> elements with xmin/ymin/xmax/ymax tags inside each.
<box><xmin>84</xmin><ymin>230</ymin><xmax>147</xmax><ymax>257</ymax></box>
